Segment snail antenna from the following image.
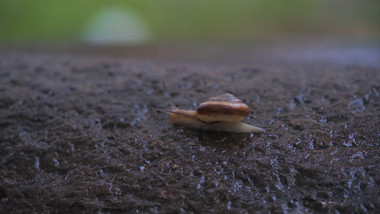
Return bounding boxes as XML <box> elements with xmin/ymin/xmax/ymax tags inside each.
<box><xmin>162</xmin><ymin>82</ymin><xmax>177</xmax><ymax>110</ymax></box>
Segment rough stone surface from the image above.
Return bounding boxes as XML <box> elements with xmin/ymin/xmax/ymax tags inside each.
<box><xmin>0</xmin><ymin>42</ymin><xmax>379</xmax><ymax>213</ymax></box>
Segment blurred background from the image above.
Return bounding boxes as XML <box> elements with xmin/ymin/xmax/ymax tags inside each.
<box><xmin>0</xmin><ymin>0</ymin><xmax>379</xmax><ymax>46</ymax></box>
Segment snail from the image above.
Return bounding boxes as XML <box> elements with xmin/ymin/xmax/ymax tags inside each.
<box><xmin>160</xmin><ymin>92</ymin><xmax>265</xmax><ymax>133</ymax></box>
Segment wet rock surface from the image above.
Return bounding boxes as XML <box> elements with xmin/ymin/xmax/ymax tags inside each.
<box><xmin>0</xmin><ymin>43</ymin><xmax>379</xmax><ymax>213</ymax></box>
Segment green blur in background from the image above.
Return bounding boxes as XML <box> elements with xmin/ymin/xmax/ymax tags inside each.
<box><xmin>0</xmin><ymin>0</ymin><xmax>379</xmax><ymax>45</ymax></box>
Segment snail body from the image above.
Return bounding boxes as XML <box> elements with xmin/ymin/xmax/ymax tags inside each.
<box><xmin>164</xmin><ymin>93</ymin><xmax>265</xmax><ymax>133</ymax></box>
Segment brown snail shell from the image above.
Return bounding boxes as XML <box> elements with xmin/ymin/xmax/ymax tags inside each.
<box><xmin>196</xmin><ymin>93</ymin><xmax>250</xmax><ymax>123</ymax></box>
<box><xmin>161</xmin><ymin>93</ymin><xmax>265</xmax><ymax>133</ymax></box>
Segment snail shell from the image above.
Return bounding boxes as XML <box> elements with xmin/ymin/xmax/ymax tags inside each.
<box><xmin>196</xmin><ymin>93</ymin><xmax>250</xmax><ymax>123</ymax></box>
<box><xmin>162</xmin><ymin>93</ymin><xmax>265</xmax><ymax>133</ymax></box>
